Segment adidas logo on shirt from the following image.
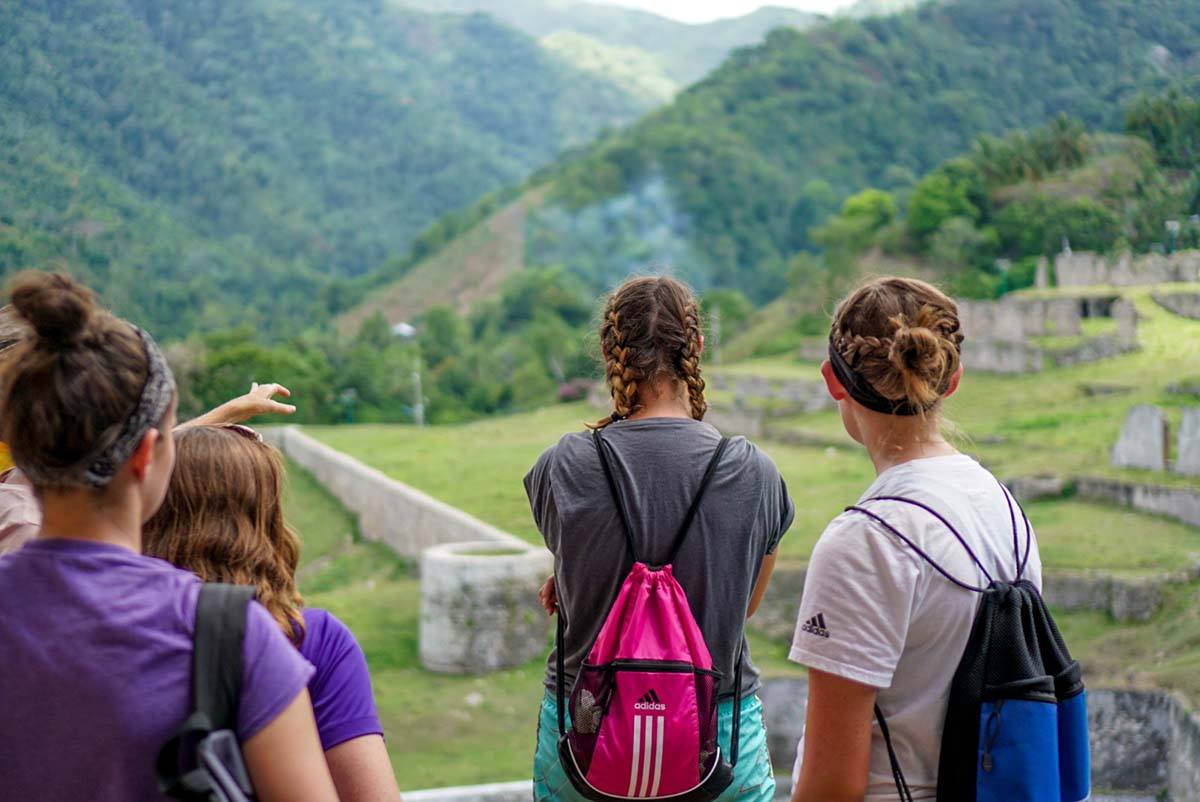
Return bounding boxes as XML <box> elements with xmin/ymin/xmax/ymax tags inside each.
<box><xmin>634</xmin><ymin>689</ymin><xmax>666</xmax><ymax>711</ymax></box>
<box><xmin>802</xmin><ymin>612</ymin><xmax>830</xmax><ymax>639</ymax></box>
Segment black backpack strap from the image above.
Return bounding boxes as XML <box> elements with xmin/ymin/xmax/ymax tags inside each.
<box><xmin>665</xmin><ymin>436</ymin><xmax>729</xmax><ymax>565</ymax></box>
<box><xmin>875</xmin><ymin>705</ymin><xmax>915</xmax><ymax>802</ymax></box>
<box><xmin>846</xmin><ymin>503</ymin><xmax>989</xmax><ymax>593</ymax></box>
<box><xmin>996</xmin><ymin>478</ymin><xmax>1034</xmax><ymax>582</ymax></box>
<box><xmin>728</xmin><ymin>638</ymin><xmax>744</xmax><ymax>767</ymax></box>
<box><xmin>156</xmin><ymin>583</ymin><xmax>256</xmax><ymax>800</ymax></box>
<box><xmin>556</xmin><ymin>608</ymin><xmax>567</xmax><ymax>738</ymax></box>
<box><xmin>194</xmin><ymin>583</ymin><xmax>256</xmax><ymax>730</ymax></box>
<box><xmin>592</xmin><ymin>429</ymin><xmax>642</xmax><ymax>563</ymax></box>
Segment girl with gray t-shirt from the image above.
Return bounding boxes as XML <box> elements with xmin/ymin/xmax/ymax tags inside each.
<box><xmin>525</xmin><ymin>276</ymin><xmax>794</xmax><ymax>802</ymax></box>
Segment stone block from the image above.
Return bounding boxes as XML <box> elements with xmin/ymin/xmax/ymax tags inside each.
<box><xmin>419</xmin><ymin>541</ymin><xmax>552</xmax><ymax>675</ymax></box>
<box><xmin>1176</xmin><ymin>408</ymin><xmax>1200</xmax><ymax>477</ymax></box>
<box><xmin>1036</xmin><ymin>255</ymin><xmax>1050</xmax><ymax>288</ymax></box>
<box><xmin>1113</xmin><ymin>299</ymin><xmax>1139</xmax><ymax>341</ymax></box>
<box><xmin>1111</xmin><ymin>406</ymin><xmax>1169</xmax><ymax>471</ymax></box>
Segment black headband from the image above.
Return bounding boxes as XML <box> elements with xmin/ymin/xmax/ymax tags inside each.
<box><xmin>827</xmin><ymin>337</ymin><xmax>922</xmax><ymax>417</ymax></box>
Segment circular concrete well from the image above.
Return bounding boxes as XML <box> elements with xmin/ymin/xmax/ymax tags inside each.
<box><xmin>419</xmin><ymin>541</ymin><xmax>552</xmax><ymax>674</ymax></box>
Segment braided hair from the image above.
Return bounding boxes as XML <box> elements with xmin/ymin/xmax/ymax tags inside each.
<box><xmin>591</xmin><ymin>276</ymin><xmax>707</xmax><ymax>429</ymax></box>
<box><xmin>830</xmin><ymin>277</ymin><xmax>964</xmax><ymax>415</ymax></box>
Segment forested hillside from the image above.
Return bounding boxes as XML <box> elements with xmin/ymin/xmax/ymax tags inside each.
<box><xmin>398</xmin><ymin>0</ymin><xmax>815</xmax><ymax>96</ymax></box>
<box><xmin>417</xmin><ymin>0</ymin><xmax>1199</xmax><ymax>305</ymax></box>
<box><xmin>0</xmin><ymin>0</ymin><xmax>648</xmax><ymax>337</ymax></box>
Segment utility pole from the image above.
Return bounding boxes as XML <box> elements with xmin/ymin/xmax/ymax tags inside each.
<box><xmin>412</xmin><ymin>354</ymin><xmax>425</xmax><ymax>427</ymax></box>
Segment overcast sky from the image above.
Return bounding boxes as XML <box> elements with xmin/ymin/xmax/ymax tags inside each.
<box><xmin>593</xmin><ymin>1</ymin><xmax>858</xmax><ymax>23</ymax></box>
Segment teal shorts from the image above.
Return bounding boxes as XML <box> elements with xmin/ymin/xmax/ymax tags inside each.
<box><xmin>533</xmin><ymin>689</ymin><xmax>776</xmax><ymax>801</ymax></box>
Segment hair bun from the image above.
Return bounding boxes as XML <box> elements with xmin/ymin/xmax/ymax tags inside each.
<box><xmin>888</xmin><ymin>309</ymin><xmax>951</xmax><ymax>409</ymax></box>
<box><xmin>9</xmin><ymin>272</ymin><xmax>96</xmax><ymax>348</ymax></box>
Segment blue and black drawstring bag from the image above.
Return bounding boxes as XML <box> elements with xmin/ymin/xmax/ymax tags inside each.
<box><xmin>849</xmin><ymin>485</ymin><xmax>1091</xmax><ymax>802</ymax></box>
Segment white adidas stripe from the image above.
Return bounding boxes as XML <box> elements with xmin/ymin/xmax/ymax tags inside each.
<box><xmin>628</xmin><ymin>715</ymin><xmax>642</xmax><ymax>796</ymax></box>
<box><xmin>628</xmin><ymin>714</ymin><xmax>667</xmax><ymax>797</ymax></box>
<box><xmin>639</xmin><ymin>715</ymin><xmax>653</xmax><ymax>795</ymax></box>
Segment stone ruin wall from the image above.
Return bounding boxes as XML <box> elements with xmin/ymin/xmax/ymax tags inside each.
<box><xmin>1055</xmin><ymin>249</ymin><xmax>1200</xmax><ymax>288</ymax></box>
<box><xmin>957</xmin><ymin>295</ymin><xmax>1138</xmax><ymax>374</ymax></box>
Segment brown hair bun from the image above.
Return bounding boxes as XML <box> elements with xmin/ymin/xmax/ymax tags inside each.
<box><xmin>10</xmin><ymin>272</ymin><xmax>96</xmax><ymax>348</ymax></box>
<box><xmin>887</xmin><ymin>308</ymin><xmax>954</xmax><ymax>410</ymax></box>
<box><xmin>831</xmin><ymin>277</ymin><xmax>964</xmax><ymax>414</ymax></box>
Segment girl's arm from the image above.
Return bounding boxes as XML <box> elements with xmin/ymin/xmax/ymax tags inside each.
<box><xmin>243</xmin><ymin>688</ymin><xmax>341</xmax><ymax>802</ymax></box>
<box><xmin>791</xmin><ymin>669</ymin><xmax>876</xmax><ymax>802</ymax></box>
<box><xmin>325</xmin><ymin>734</ymin><xmax>403</xmax><ymax>802</ymax></box>
<box><xmin>747</xmin><ymin>551</ymin><xmax>777</xmax><ymax>618</ymax></box>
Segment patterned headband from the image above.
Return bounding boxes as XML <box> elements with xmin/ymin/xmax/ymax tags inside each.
<box><xmin>20</xmin><ymin>326</ymin><xmax>176</xmax><ymax>489</ymax></box>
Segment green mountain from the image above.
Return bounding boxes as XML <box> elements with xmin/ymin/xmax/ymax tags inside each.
<box><xmin>396</xmin><ymin>1</ymin><xmax>816</xmax><ymax>97</ymax></box>
<box><xmin>0</xmin><ymin>0</ymin><xmax>650</xmax><ymax>336</ymax></box>
<box><xmin>352</xmin><ymin>0</ymin><xmax>1199</xmax><ymax>320</ymax></box>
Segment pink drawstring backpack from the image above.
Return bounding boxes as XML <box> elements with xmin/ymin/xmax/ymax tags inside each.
<box><xmin>554</xmin><ymin>429</ymin><xmax>742</xmax><ymax>801</ymax></box>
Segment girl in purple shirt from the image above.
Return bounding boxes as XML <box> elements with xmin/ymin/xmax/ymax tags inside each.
<box><xmin>144</xmin><ymin>424</ymin><xmax>401</xmax><ymax>802</ymax></box>
<box><xmin>0</xmin><ymin>272</ymin><xmax>338</xmax><ymax>802</ymax></box>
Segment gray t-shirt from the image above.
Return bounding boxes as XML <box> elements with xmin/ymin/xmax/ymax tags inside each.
<box><xmin>525</xmin><ymin>417</ymin><xmax>794</xmax><ymax>699</ymax></box>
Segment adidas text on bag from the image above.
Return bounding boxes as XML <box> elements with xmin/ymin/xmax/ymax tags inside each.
<box><xmin>554</xmin><ymin>429</ymin><xmax>744</xmax><ymax>802</ymax></box>
<box><xmin>849</xmin><ymin>486</ymin><xmax>1091</xmax><ymax>802</ymax></box>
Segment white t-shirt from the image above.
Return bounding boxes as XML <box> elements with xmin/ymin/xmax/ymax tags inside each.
<box><xmin>788</xmin><ymin>454</ymin><xmax>1043</xmax><ymax>801</ymax></box>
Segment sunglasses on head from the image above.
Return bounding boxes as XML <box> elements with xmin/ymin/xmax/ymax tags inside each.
<box><xmin>219</xmin><ymin>423</ymin><xmax>263</xmax><ymax>443</ymax></box>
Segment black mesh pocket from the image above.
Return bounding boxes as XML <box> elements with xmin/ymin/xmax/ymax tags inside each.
<box><xmin>568</xmin><ymin>662</ymin><xmax>615</xmax><ymax>776</ymax></box>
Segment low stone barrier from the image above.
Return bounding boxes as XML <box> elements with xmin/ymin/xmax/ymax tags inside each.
<box><xmin>264</xmin><ymin>426</ymin><xmax>531</xmax><ymax>558</ymax></box>
<box><xmin>419</xmin><ymin>541</ymin><xmax>552</xmax><ymax>674</ymax></box>
<box><xmin>1075</xmin><ymin>476</ymin><xmax>1200</xmax><ymax>529</ymax></box>
<box><xmin>1154</xmin><ymin>291</ymin><xmax>1200</xmax><ymax>320</ymax></box>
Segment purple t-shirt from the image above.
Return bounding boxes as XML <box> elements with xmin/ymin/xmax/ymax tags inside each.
<box><xmin>0</xmin><ymin>539</ymin><xmax>314</xmax><ymax>802</ymax></box>
<box><xmin>299</xmin><ymin>607</ymin><xmax>384</xmax><ymax>751</ymax></box>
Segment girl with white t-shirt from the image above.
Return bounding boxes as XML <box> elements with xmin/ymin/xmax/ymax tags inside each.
<box><xmin>788</xmin><ymin>277</ymin><xmax>1043</xmax><ymax>802</ymax></box>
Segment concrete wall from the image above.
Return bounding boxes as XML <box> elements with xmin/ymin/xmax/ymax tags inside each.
<box><xmin>1075</xmin><ymin>476</ymin><xmax>1200</xmax><ymax>529</ymax></box>
<box><xmin>264</xmin><ymin>426</ymin><xmax>531</xmax><ymax>558</ymax></box>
